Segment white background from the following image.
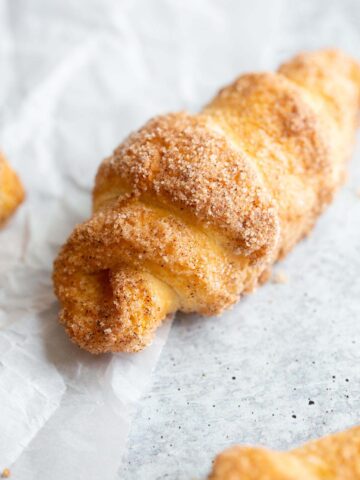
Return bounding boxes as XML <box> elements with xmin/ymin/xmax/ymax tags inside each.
<box><xmin>0</xmin><ymin>1</ymin><xmax>359</xmax><ymax>479</ymax></box>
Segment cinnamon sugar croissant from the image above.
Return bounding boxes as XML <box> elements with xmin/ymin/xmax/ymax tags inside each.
<box><xmin>53</xmin><ymin>49</ymin><xmax>360</xmax><ymax>354</ymax></box>
<box><xmin>209</xmin><ymin>425</ymin><xmax>360</xmax><ymax>479</ymax></box>
<box><xmin>0</xmin><ymin>153</ymin><xmax>24</xmax><ymax>226</ymax></box>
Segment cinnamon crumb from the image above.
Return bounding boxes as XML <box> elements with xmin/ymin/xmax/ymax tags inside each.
<box><xmin>272</xmin><ymin>271</ymin><xmax>288</xmax><ymax>284</ymax></box>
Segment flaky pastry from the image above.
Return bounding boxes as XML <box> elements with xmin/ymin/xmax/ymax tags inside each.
<box><xmin>209</xmin><ymin>425</ymin><xmax>360</xmax><ymax>479</ymax></box>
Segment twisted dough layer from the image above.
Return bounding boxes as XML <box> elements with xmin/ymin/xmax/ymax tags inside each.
<box><xmin>0</xmin><ymin>153</ymin><xmax>24</xmax><ymax>226</ymax></box>
<box><xmin>53</xmin><ymin>49</ymin><xmax>360</xmax><ymax>353</ymax></box>
<box><xmin>209</xmin><ymin>425</ymin><xmax>360</xmax><ymax>479</ymax></box>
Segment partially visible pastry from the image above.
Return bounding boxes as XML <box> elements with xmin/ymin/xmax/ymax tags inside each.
<box><xmin>209</xmin><ymin>425</ymin><xmax>360</xmax><ymax>479</ymax></box>
<box><xmin>0</xmin><ymin>153</ymin><xmax>24</xmax><ymax>226</ymax></box>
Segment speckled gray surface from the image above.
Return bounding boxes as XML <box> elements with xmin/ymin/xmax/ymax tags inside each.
<box><xmin>119</xmin><ymin>2</ymin><xmax>360</xmax><ymax>477</ymax></box>
<box><xmin>1</xmin><ymin>0</ymin><xmax>359</xmax><ymax>478</ymax></box>
<box><xmin>120</xmin><ymin>4</ymin><xmax>360</xmax><ymax>479</ymax></box>
<box><xmin>122</xmin><ymin>150</ymin><xmax>360</xmax><ymax>479</ymax></box>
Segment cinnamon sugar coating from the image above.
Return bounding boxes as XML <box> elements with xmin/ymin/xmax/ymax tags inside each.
<box><xmin>209</xmin><ymin>425</ymin><xmax>360</xmax><ymax>479</ymax></box>
<box><xmin>0</xmin><ymin>153</ymin><xmax>24</xmax><ymax>227</ymax></box>
<box><xmin>94</xmin><ymin>113</ymin><xmax>278</xmax><ymax>259</ymax></box>
<box><xmin>53</xmin><ymin>49</ymin><xmax>360</xmax><ymax>353</ymax></box>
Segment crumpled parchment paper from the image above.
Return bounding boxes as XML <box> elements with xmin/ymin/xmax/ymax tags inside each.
<box><xmin>0</xmin><ymin>1</ymin><xmax>359</xmax><ymax>479</ymax></box>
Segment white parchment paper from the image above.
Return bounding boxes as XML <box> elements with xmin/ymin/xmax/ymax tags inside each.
<box><xmin>0</xmin><ymin>1</ymin><xmax>359</xmax><ymax>479</ymax></box>
<box><xmin>0</xmin><ymin>1</ymin><xmax>181</xmax><ymax>478</ymax></box>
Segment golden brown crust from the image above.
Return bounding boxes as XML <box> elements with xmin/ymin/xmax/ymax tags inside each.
<box><xmin>94</xmin><ymin>113</ymin><xmax>278</xmax><ymax>259</ymax></box>
<box><xmin>53</xmin><ymin>199</ymin><xmax>250</xmax><ymax>353</ymax></box>
<box><xmin>208</xmin><ymin>426</ymin><xmax>360</xmax><ymax>479</ymax></box>
<box><xmin>205</xmin><ymin>71</ymin><xmax>332</xmax><ymax>258</ymax></box>
<box><xmin>53</xmin><ymin>49</ymin><xmax>360</xmax><ymax>353</ymax></box>
<box><xmin>0</xmin><ymin>154</ymin><xmax>24</xmax><ymax>227</ymax></box>
<box><xmin>279</xmin><ymin>49</ymin><xmax>360</xmax><ymax>189</ymax></box>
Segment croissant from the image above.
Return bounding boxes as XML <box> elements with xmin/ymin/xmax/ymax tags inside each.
<box><xmin>208</xmin><ymin>425</ymin><xmax>360</xmax><ymax>479</ymax></box>
<box><xmin>0</xmin><ymin>153</ymin><xmax>24</xmax><ymax>226</ymax></box>
<box><xmin>53</xmin><ymin>49</ymin><xmax>360</xmax><ymax>354</ymax></box>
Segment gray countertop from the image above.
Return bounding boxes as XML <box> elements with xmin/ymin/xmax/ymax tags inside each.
<box><xmin>123</xmin><ymin>153</ymin><xmax>360</xmax><ymax>478</ymax></box>
<box><xmin>1</xmin><ymin>1</ymin><xmax>359</xmax><ymax>479</ymax></box>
